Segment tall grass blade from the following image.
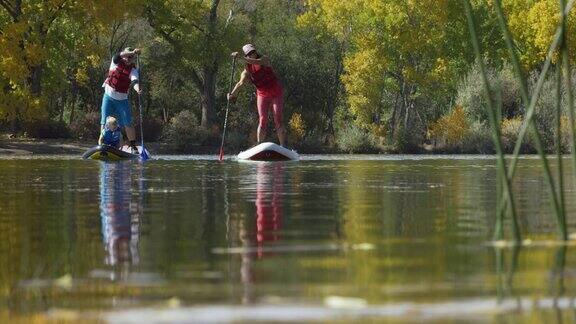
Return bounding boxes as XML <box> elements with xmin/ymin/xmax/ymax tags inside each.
<box><xmin>494</xmin><ymin>0</ymin><xmax>575</xmax><ymax>184</ymax></box>
<box><xmin>556</xmin><ymin>67</ymin><xmax>566</xmax><ymax>221</ymax></box>
<box><xmin>463</xmin><ymin>0</ymin><xmax>520</xmax><ymax>242</ymax></box>
<box><xmin>495</xmin><ymin>87</ymin><xmax>505</xmax><ymax>240</ymax></box>
<box><xmin>493</xmin><ymin>0</ymin><xmax>567</xmax><ymax>240</ymax></box>
<box><xmin>559</xmin><ymin>0</ymin><xmax>573</xmax><ymax>238</ymax></box>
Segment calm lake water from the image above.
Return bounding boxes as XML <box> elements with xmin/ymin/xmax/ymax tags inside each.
<box><xmin>1</xmin><ymin>155</ymin><xmax>575</xmax><ymax>323</ymax></box>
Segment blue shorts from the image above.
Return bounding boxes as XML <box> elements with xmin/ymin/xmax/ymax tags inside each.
<box><xmin>100</xmin><ymin>94</ymin><xmax>132</xmax><ymax>127</ymax></box>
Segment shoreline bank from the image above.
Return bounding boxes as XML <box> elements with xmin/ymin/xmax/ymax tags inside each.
<box><xmin>0</xmin><ymin>136</ymin><xmax>439</xmax><ymax>156</ymax></box>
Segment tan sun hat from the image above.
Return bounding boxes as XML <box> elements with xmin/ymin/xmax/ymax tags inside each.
<box><xmin>242</xmin><ymin>44</ymin><xmax>257</xmax><ymax>56</ymax></box>
<box><xmin>120</xmin><ymin>47</ymin><xmax>137</xmax><ymax>57</ymax></box>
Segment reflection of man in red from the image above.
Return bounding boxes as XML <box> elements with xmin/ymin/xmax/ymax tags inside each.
<box><xmin>255</xmin><ymin>162</ymin><xmax>284</xmax><ymax>257</ymax></box>
<box><xmin>99</xmin><ymin>162</ymin><xmax>140</xmax><ymax>278</ymax></box>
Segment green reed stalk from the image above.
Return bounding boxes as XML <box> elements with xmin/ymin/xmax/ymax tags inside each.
<box><xmin>559</xmin><ymin>0</ymin><xmax>573</xmax><ymax>238</ymax></box>
<box><xmin>555</xmin><ymin>67</ymin><xmax>566</xmax><ymax>220</ymax></box>
<box><xmin>507</xmin><ymin>246</ymin><xmax>520</xmax><ymax>295</ymax></box>
<box><xmin>552</xmin><ymin>246</ymin><xmax>567</xmax><ymax>297</ymax></box>
<box><xmin>495</xmin><ymin>247</ymin><xmax>504</xmax><ymax>303</ymax></box>
<box><xmin>463</xmin><ymin>0</ymin><xmax>520</xmax><ymax>242</ymax></box>
<box><xmin>495</xmin><ymin>89</ymin><xmax>505</xmax><ymax>240</ymax></box>
<box><xmin>493</xmin><ymin>0</ymin><xmax>567</xmax><ymax>240</ymax></box>
<box><xmin>493</xmin><ymin>0</ymin><xmax>575</xmax><ymax>185</ymax></box>
<box><xmin>497</xmin><ymin>0</ymin><xmax>575</xmax><ymax>174</ymax></box>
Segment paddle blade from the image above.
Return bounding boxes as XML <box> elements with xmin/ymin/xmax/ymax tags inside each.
<box><xmin>219</xmin><ymin>148</ymin><xmax>224</xmax><ymax>161</ymax></box>
<box><xmin>139</xmin><ymin>147</ymin><xmax>150</xmax><ymax>161</ymax></box>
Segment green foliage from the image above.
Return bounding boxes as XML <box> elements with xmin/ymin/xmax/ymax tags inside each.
<box><xmin>147</xmin><ymin>41</ymin><xmax>201</xmax><ymax>121</ymax></box>
<box><xmin>428</xmin><ymin>105</ymin><xmax>470</xmax><ymax>149</ymax></box>
<box><xmin>460</xmin><ymin>122</ymin><xmax>494</xmax><ymax>154</ymax></box>
<box><xmin>456</xmin><ymin>62</ymin><xmax>491</xmax><ymax>122</ymax></box>
<box><xmin>335</xmin><ymin>124</ymin><xmax>378</xmax><ymax>153</ymax></box>
<box><xmin>249</xmin><ymin>0</ymin><xmax>344</xmax><ymax>136</ymax></box>
<box><xmin>288</xmin><ymin>112</ymin><xmax>306</xmax><ymax>145</ymax></box>
<box><xmin>0</xmin><ymin>0</ymin><xmax>141</xmax><ymax>130</ymax></box>
<box><xmin>24</xmin><ymin>119</ymin><xmax>71</xmax><ymax>139</ymax></box>
<box><xmin>144</xmin><ymin>0</ymin><xmax>246</xmax><ymax>127</ymax></box>
<box><xmin>140</xmin><ymin>117</ymin><xmax>164</xmax><ymax>142</ymax></box>
<box><xmin>163</xmin><ymin>110</ymin><xmax>211</xmax><ymax>153</ymax></box>
<box><xmin>456</xmin><ymin>62</ymin><xmax>521</xmax><ymax>123</ymax></box>
<box><xmin>531</xmin><ymin>69</ymin><xmax>576</xmax><ymax>152</ymax></box>
<box><xmin>296</xmin><ymin>131</ymin><xmax>328</xmax><ymax>153</ymax></box>
<box><xmin>301</xmin><ymin>0</ymin><xmax>472</xmax><ymax>141</ymax></box>
<box><xmin>532</xmin><ymin>70</ymin><xmax>560</xmax><ymax>151</ymax></box>
<box><xmin>224</xmin><ymin>130</ymin><xmax>249</xmax><ymax>151</ymax></box>
<box><xmin>393</xmin><ymin>125</ymin><xmax>423</xmax><ymax>154</ymax></box>
<box><xmin>0</xmin><ymin>0</ymin><xmax>572</xmax><ymax>155</ymax></box>
<box><xmin>500</xmin><ymin>117</ymin><xmax>536</xmax><ymax>153</ymax></box>
<box><xmin>429</xmin><ymin>114</ymin><xmax>493</xmax><ymax>154</ymax></box>
<box><xmin>70</xmin><ymin>112</ymin><xmax>101</xmax><ymax>140</ymax></box>
<box><xmin>503</xmin><ymin>0</ymin><xmax>576</xmax><ymax>68</ymax></box>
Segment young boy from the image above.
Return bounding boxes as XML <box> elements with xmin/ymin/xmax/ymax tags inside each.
<box><xmin>98</xmin><ymin>116</ymin><xmax>123</xmax><ymax>149</ymax></box>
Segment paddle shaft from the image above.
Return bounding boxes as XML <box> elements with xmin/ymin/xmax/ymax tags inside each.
<box><xmin>219</xmin><ymin>56</ymin><xmax>237</xmax><ymax>161</ymax></box>
<box><xmin>136</xmin><ymin>55</ymin><xmax>149</xmax><ymax>160</ymax></box>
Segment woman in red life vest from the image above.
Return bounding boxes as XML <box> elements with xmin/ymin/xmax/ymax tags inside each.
<box><xmin>227</xmin><ymin>44</ymin><xmax>286</xmax><ymax>147</ymax></box>
<box><xmin>100</xmin><ymin>47</ymin><xmax>142</xmax><ymax>154</ymax></box>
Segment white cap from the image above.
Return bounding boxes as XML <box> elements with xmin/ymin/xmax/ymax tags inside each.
<box><xmin>242</xmin><ymin>44</ymin><xmax>256</xmax><ymax>55</ymax></box>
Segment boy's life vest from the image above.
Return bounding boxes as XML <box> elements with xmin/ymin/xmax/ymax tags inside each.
<box><xmin>102</xmin><ymin>126</ymin><xmax>121</xmax><ymax>147</ymax></box>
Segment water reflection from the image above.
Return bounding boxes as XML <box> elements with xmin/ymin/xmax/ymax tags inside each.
<box><xmin>255</xmin><ymin>162</ymin><xmax>284</xmax><ymax>256</ymax></box>
<box><xmin>239</xmin><ymin>162</ymin><xmax>286</xmax><ymax>303</ymax></box>
<box><xmin>4</xmin><ymin>157</ymin><xmax>576</xmax><ymax>321</ymax></box>
<box><xmin>551</xmin><ymin>246</ymin><xmax>568</xmax><ymax>322</ymax></box>
<box><xmin>99</xmin><ymin>162</ymin><xmax>141</xmax><ymax>278</ymax></box>
<box><xmin>495</xmin><ymin>245</ymin><xmax>575</xmax><ymax>321</ymax></box>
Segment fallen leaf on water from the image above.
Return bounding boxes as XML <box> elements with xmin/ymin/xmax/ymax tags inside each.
<box><xmin>48</xmin><ymin>308</ymin><xmax>81</xmax><ymax>321</ymax></box>
<box><xmin>166</xmin><ymin>297</ymin><xmax>181</xmax><ymax>308</ymax></box>
<box><xmin>54</xmin><ymin>274</ymin><xmax>73</xmax><ymax>290</ymax></box>
<box><xmin>324</xmin><ymin>296</ymin><xmax>367</xmax><ymax>309</ymax></box>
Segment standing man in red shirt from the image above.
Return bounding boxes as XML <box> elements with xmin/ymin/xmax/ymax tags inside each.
<box><xmin>227</xmin><ymin>44</ymin><xmax>286</xmax><ymax>147</ymax></box>
<box><xmin>100</xmin><ymin>47</ymin><xmax>142</xmax><ymax>154</ymax></box>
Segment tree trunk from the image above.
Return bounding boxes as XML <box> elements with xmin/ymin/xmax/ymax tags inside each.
<box><xmin>326</xmin><ymin>42</ymin><xmax>344</xmax><ymax>135</ymax></box>
<box><xmin>69</xmin><ymin>79</ymin><xmax>78</xmax><ymax>125</ymax></box>
<box><xmin>28</xmin><ymin>64</ymin><xmax>43</xmax><ymax>96</ymax></box>
<box><xmin>200</xmin><ymin>64</ymin><xmax>218</xmax><ymax>128</ymax></box>
<box><xmin>59</xmin><ymin>91</ymin><xmax>67</xmax><ymax>123</ymax></box>
<box><xmin>199</xmin><ymin>0</ymin><xmax>221</xmax><ymax>129</ymax></box>
<box><xmin>389</xmin><ymin>92</ymin><xmax>400</xmax><ymax>137</ymax></box>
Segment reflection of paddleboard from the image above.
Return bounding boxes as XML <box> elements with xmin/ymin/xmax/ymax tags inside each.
<box><xmin>82</xmin><ymin>145</ymin><xmax>149</xmax><ymax>161</ymax></box>
<box><xmin>237</xmin><ymin>142</ymin><xmax>299</xmax><ymax>161</ymax></box>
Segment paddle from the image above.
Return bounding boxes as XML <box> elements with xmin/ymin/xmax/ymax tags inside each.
<box><xmin>136</xmin><ymin>54</ymin><xmax>150</xmax><ymax>161</ymax></box>
<box><xmin>219</xmin><ymin>56</ymin><xmax>238</xmax><ymax>161</ymax></box>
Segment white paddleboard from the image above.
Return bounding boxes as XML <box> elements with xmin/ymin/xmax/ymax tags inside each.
<box><xmin>237</xmin><ymin>142</ymin><xmax>299</xmax><ymax>161</ymax></box>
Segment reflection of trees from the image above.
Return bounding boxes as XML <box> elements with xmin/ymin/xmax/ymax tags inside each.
<box><xmin>551</xmin><ymin>246</ymin><xmax>568</xmax><ymax>322</ymax></box>
<box><xmin>99</xmin><ymin>162</ymin><xmax>141</xmax><ymax>279</ymax></box>
<box><xmin>0</xmin><ymin>160</ymin><xmax>106</xmax><ymax>312</ymax></box>
<box><xmin>495</xmin><ymin>246</ymin><xmax>520</xmax><ymax>305</ymax></box>
<box><xmin>495</xmin><ymin>246</ymin><xmax>576</xmax><ymax>320</ymax></box>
